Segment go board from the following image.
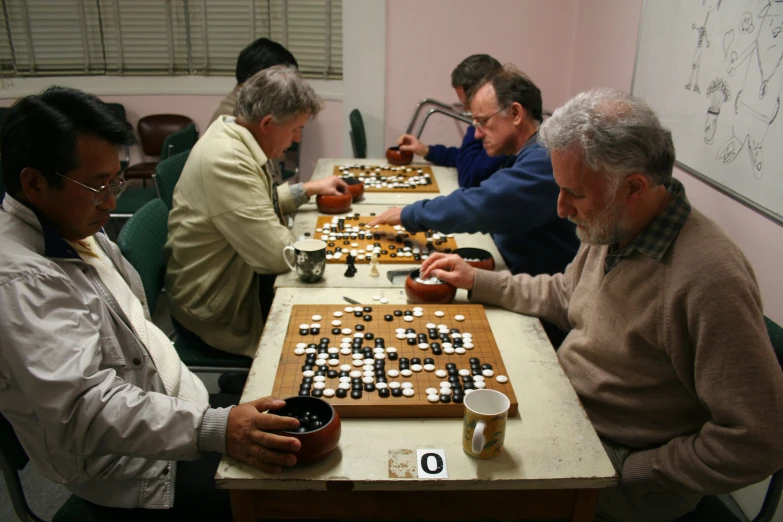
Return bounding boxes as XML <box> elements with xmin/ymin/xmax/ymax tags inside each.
<box><xmin>271</xmin><ymin>304</ymin><xmax>518</xmax><ymax>418</ymax></box>
<box><xmin>333</xmin><ymin>163</ymin><xmax>440</xmax><ymax>193</ymax></box>
<box><xmin>315</xmin><ymin>214</ymin><xmax>458</xmax><ymax>264</ymax></box>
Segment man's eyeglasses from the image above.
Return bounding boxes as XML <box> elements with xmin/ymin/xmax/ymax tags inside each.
<box><xmin>472</xmin><ymin>108</ymin><xmax>504</xmax><ymax>129</ymax></box>
<box><xmin>55</xmin><ymin>172</ymin><xmax>127</xmax><ymax>207</ymax></box>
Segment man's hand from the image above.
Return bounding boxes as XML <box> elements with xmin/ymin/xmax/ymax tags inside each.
<box><xmin>398</xmin><ymin>134</ymin><xmax>429</xmax><ymax>157</ymax></box>
<box><xmin>226</xmin><ymin>396</ymin><xmax>301</xmax><ymax>474</ymax></box>
<box><xmin>303</xmin><ymin>175</ymin><xmax>349</xmax><ymax>198</ymax></box>
<box><xmin>420</xmin><ymin>253</ymin><xmax>476</xmax><ymax>290</ymax></box>
<box><xmin>368</xmin><ymin>208</ymin><xmax>403</xmax><ymax>227</ymax></box>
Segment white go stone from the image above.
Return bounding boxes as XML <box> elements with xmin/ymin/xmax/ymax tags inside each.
<box><xmin>350</xmin><ymin>370</ymin><xmax>362</xmax><ymax>378</ymax></box>
<box><xmin>375</xmin><ymin>382</ymin><xmax>388</xmax><ymax>389</ymax></box>
<box><xmin>340</xmin><ymin>347</ymin><xmax>351</xmax><ymax>355</ymax></box>
<box><xmin>328</xmin><ymin>359</ymin><xmax>340</xmax><ymax>366</ymax></box>
<box><xmin>314</xmin><ymin>375</ymin><xmax>326</xmax><ymax>382</ymax></box>
<box><xmin>451</xmin><ymin>333</ymin><xmax>462</xmax><ymax>339</ymax></box>
<box><xmin>353</xmin><ymin>333</ymin><xmax>364</xmax><ymax>338</ymax></box>
<box><xmin>339</xmin><ymin>376</ymin><xmax>351</xmax><ymax>383</ymax></box>
<box><xmin>455</xmin><ymin>315</ymin><xmax>465</xmax><ymax>322</ymax></box>
<box><xmin>332</xmin><ymin>320</ymin><xmax>342</xmax><ymax>326</ymax></box>
<box><xmin>425</xmin><ymin>323</ymin><xmax>437</xmax><ymax>329</ymax></box>
<box><xmin>426</xmin><ymin>387</ymin><xmax>438</xmax><ymax>395</ymax></box>
<box><xmin>413</xmin><ymin>311</ymin><xmax>424</xmax><ymax>317</ymax></box>
<box><xmin>387</xmin><ymin>369</ymin><xmax>400</xmax><ymax>377</ymax></box>
<box><xmin>362</xmin><ymin>377</ymin><xmax>375</xmax><ymax>384</ymax></box>
<box><xmin>434</xmin><ymin>310</ymin><xmax>445</xmax><ymax>317</ymax></box>
<box><xmin>435</xmin><ymin>369</ymin><xmax>448</xmax><ymax>378</ymax></box>
<box><xmin>374</xmin><ymin>353</ymin><xmax>386</xmax><ymax>360</ymax></box>
<box><xmin>413</xmin><ymin>307</ymin><xmax>423</xmax><ymax>313</ymax></box>
<box><xmin>427</xmin><ymin>394</ymin><xmax>439</xmax><ymax>403</ymax></box>
<box><xmin>310</xmin><ymin>323</ymin><xmax>321</xmax><ymax>329</ymax></box>
<box><xmin>363</xmin><ymin>370</ymin><xmax>374</xmax><ymax>377</ymax></box>
<box><xmin>459</xmin><ymin>369</ymin><xmax>471</xmax><ymax>376</ymax></box>
<box><xmin>411</xmin><ymin>364</ymin><xmax>423</xmax><ymax>372</ymax></box>
<box><xmin>443</xmin><ymin>347</ymin><xmax>456</xmax><ymax>354</ymax></box>
<box><xmin>473</xmin><ymin>375</ymin><xmax>485</xmax><ymax>382</ymax></box>
<box><xmin>380</xmin><ymin>298</ymin><xmax>389</xmax><ymax>304</ymax></box>
<box><xmin>328</xmin><ymin>347</ymin><xmax>339</xmax><ymax>354</ymax></box>
<box><xmin>442</xmin><ymin>342</ymin><xmax>453</xmax><ymax>349</ymax></box>
<box><xmin>313</xmin><ymin>382</ymin><xmax>326</xmax><ymax>390</ymax></box>
<box><xmin>402</xmin><ymin>388</ymin><xmax>415</xmax><ymax>397</ymax></box>
<box><xmin>333</xmin><ymin>311</ymin><xmax>343</xmax><ymax>317</ymax></box>
<box><xmin>338</xmin><ymin>382</ymin><xmax>351</xmax><ymax>390</ymax></box>
<box><xmin>475</xmin><ymin>381</ymin><xmax>487</xmax><ymax>389</ymax></box>
<box><xmin>455</xmin><ymin>347</ymin><xmax>467</xmax><ymax>355</ymax></box>
<box><xmin>401</xmin><ymin>382</ymin><xmax>414</xmax><ymax>389</ymax></box>
<box><xmin>395</xmin><ymin>328</ymin><xmax>406</xmax><ymax>333</ymax></box>
<box><xmin>296</xmin><ymin>342</ymin><xmax>307</xmax><ymax>349</ymax></box>
<box><xmin>404</xmin><ymin>316</ymin><xmax>415</xmax><ymax>322</ymax></box>
<box><xmin>482</xmin><ymin>369</ymin><xmax>495</xmax><ymax>377</ymax></box>
<box><xmin>341</xmin><ymin>328</ymin><xmax>352</xmax><ymax>335</ymax></box>
<box><xmin>294</xmin><ymin>348</ymin><xmax>305</xmax><ymax>355</ymax></box>
<box><xmin>423</xmin><ymin>364</ymin><xmax>436</xmax><ymax>372</ymax></box>
<box><xmin>464</xmin><ymin>343</ymin><xmax>474</xmax><ymax>349</ymax></box>
<box><xmin>342</xmin><ymin>337</ymin><xmax>352</xmax><ymax>343</ymax></box>
<box><xmin>372</xmin><ymin>295</ymin><xmax>381</xmax><ymax>301</ymax></box>
<box><xmin>400</xmin><ymin>369</ymin><xmax>413</xmax><ymax>377</ymax></box>
<box><xmin>317</xmin><ymin>353</ymin><xmax>329</xmax><ymax>360</ymax></box>
<box><xmin>418</xmin><ymin>343</ymin><xmax>429</xmax><ymax>350</ymax></box>
<box><xmin>396</xmin><ymin>333</ymin><xmax>406</xmax><ymax>339</ymax></box>
<box><xmin>386</xmin><ymin>347</ymin><xmax>398</xmax><ymax>353</ymax></box>
<box><xmin>439</xmin><ymin>387</ymin><xmax>452</xmax><ymax>395</ymax></box>
<box><xmin>406</xmin><ymin>333</ymin><xmax>417</xmax><ymax>339</ymax></box>
<box><xmin>373</xmin><ymin>347</ymin><xmax>385</xmax><ymax>353</ymax></box>
<box><xmin>465</xmin><ymin>389</ymin><xmax>475</xmax><ymax>395</ymax></box>
<box><xmin>389</xmin><ymin>381</ymin><xmax>401</xmax><ymax>389</ymax></box>
<box><xmin>496</xmin><ymin>375</ymin><xmax>509</xmax><ymax>383</ymax></box>
<box><xmin>303</xmin><ymin>370</ymin><xmax>315</xmax><ymax>377</ymax></box>
<box><xmin>352</xmin><ymin>359</ymin><xmax>364</xmax><ymax>366</ymax></box>
<box><xmin>323</xmin><ymin>389</ymin><xmax>336</xmax><ymax>398</ymax></box>
<box><xmin>340</xmin><ymin>364</ymin><xmax>352</xmax><ymax>372</ymax></box>
<box><xmin>352</xmin><ymin>353</ymin><xmax>364</xmax><ymax>360</ymax></box>
<box><xmin>311</xmin><ymin>315</ymin><xmax>322</xmax><ymax>321</ymax></box>
<box><xmin>299</xmin><ymin>323</ymin><xmax>309</xmax><ymax>329</ymax></box>
<box><xmin>463</xmin><ymin>332</ymin><xmax>473</xmax><ymax>338</ymax></box>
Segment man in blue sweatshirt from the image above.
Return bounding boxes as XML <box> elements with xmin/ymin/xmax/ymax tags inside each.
<box><xmin>396</xmin><ymin>54</ymin><xmax>508</xmax><ymax>188</ymax></box>
<box><xmin>371</xmin><ymin>67</ymin><xmax>578</xmax><ymax>278</ymax></box>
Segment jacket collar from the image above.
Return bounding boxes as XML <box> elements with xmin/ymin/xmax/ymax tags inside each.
<box><xmin>3</xmin><ymin>194</ymin><xmax>84</xmax><ymax>260</ymax></box>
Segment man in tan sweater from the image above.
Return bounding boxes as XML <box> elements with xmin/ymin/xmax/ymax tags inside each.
<box><xmin>421</xmin><ymin>88</ymin><xmax>783</xmax><ymax>522</ymax></box>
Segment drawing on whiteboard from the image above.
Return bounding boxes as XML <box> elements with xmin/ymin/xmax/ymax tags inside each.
<box><xmin>740</xmin><ymin>11</ymin><xmax>755</xmax><ymax>33</ymax></box>
<box><xmin>705</xmin><ymin>78</ymin><xmax>731</xmax><ymax>144</ymax></box>
<box><xmin>686</xmin><ymin>0</ymin><xmax>723</xmax><ymax>94</ymax></box>
<box><xmin>716</xmin><ymin>0</ymin><xmax>783</xmax><ymax>176</ymax></box>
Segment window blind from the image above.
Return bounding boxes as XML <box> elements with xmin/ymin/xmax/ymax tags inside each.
<box><xmin>0</xmin><ymin>0</ymin><xmax>342</xmax><ymax>79</ymax></box>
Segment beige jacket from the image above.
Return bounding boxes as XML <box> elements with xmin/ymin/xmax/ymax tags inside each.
<box><xmin>165</xmin><ymin>117</ymin><xmax>301</xmax><ymax>356</ymax></box>
<box><xmin>209</xmin><ymin>84</ymin><xmax>241</xmax><ymax>126</ymax></box>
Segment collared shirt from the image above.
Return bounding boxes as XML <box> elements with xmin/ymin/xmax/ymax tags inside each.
<box><xmin>605</xmin><ymin>178</ymin><xmax>691</xmax><ymax>273</ymax></box>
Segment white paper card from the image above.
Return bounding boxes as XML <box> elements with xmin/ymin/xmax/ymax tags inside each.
<box><xmin>416</xmin><ymin>449</ymin><xmax>448</xmax><ymax>478</ymax></box>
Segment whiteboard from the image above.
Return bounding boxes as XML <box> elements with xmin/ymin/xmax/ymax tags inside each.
<box><xmin>633</xmin><ymin>0</ymin><xmax>783</xmax><ymax>224</ymax></box>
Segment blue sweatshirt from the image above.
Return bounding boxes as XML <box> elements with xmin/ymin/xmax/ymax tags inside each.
<box><xmin>402</xmin><ymin>139</ymin><xmax>579</xmax><ymax>276</ymax></box>
<box><xmin>425</xmin><ymin>125</ymin><xmax>508</xmax><ymax>188</ymax></box>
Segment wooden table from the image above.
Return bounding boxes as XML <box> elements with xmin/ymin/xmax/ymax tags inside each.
<box><xmin>306</xmin><ymin>158</ymin><xmax>459</xmax><ymax>205</ymax></box>
<box><xmin>277</xmin><ymin>204</ymin><xmax>507</xmax><ymax>288</ymax></box>
<box><xmin>217</xmin><ymin>288</ymin><xmax>617</xmax><ymax>521</ymax></box>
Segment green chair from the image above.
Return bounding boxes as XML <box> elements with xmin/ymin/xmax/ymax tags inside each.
<box><xmin>349</xmin><ymin>108</ymin><xmax>367</xmax><ymax>159</ymax></box>
<box><xmin>117</xmin><ymin>199</ymin><xmax>250</xmax><ymax>373</ymax></box>
<box><xmin>161</xmin><ymin>122</ymin><xmax>197</xmax><ymax>160</ymax></box>
<box><xmin>674</xmin><ymin>315</ymin><xmax>783</xmax><ymax>522</ymax></box>
<box><xmin>0</xmin><ymin>411</ymin><xmax>105</xmax><ymax>521</ymax></box>
<box><xmin>153</xmin><ymin>149</ymin><xmax>190</xmax><ymax>210</ymax></box>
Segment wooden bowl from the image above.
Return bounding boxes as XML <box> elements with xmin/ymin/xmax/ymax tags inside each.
<box><xmin>405</xmin><ymin>269</ymin><xmax>457</xmax><ymax>304</ymax></box>
<box><xmin>316</xmin><ymin>192</ymin><xmax>352</xmax><ymax>214</ymax></box>
<box><xmin>275</xmin><ymin>396</ymin><xmax>341</xmax><ymax>465</ymax></box>
<box><xmin>343</xmin><ymin>177</ymin><xmax>364</xmax><ymax>201</ymax></box>
<box><xmin>453</xmin><ymin>247</ymin><xmax>496</xmax><ymax>271</ymax></box>
<box><xmin>386</xmin><ymin>146</ymin><xmax>413</xmax><ymax>166</ymax></box>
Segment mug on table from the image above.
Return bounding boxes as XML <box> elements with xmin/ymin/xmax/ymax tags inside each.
<box><xmin>463</xmin><ymin>389</ymin><xmax>510</xmax><ymax>458</ymax></box>
<box><xmin>283</xmin><ymin>239</ymin><xmax>327</xmax><ymax>283</ymax></box>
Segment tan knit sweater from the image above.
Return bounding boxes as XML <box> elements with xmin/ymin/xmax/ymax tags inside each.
<box><xmin>472</xmin><ymin>207</ymin><xmax>783</xmax><ymax>494</ymax></box>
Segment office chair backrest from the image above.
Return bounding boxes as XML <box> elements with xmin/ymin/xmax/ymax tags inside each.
<box><xmin>116</xmin><ymin>199</ymin><xmax>170</xmax><ymax>314</ymax></box>
<box><xmin>137</xmin><ymin>114</ymin><xmax>193</xmax><ymax>157</ymax></box>
<box><xmin>154</xmin><ymin>149</ymin><xmax>191</xmax><ymax>210</ymax></box>
<box><xmin>160</xmin><ymin>123</ymin><xmax>197</xmax><ymax>160</ymax></box>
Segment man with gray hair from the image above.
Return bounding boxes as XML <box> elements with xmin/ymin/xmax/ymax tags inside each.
<box><xmin>418</xmin><ymin>88</ymin><xmax>783</xmax><ymax>521</ymax></box>
<box><xmin>166</xmin><ymin>65</ymin><xmax>347</xmax><ymax>360</ymax></box>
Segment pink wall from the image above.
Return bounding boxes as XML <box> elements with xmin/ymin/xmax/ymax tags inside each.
<box><xmin>569</xmin><ymin>0</ymin><xmax>783</xmax><ymax>322</ymax></box>
<box><xmin>0</xmin><ymin>94</ymin><xmax>342</xmax><ymax>181</ymax></box>
<box><xmin>384</xmin><ymin>0</ymin><xmax>578</xmax><ymax>150</ymax></box>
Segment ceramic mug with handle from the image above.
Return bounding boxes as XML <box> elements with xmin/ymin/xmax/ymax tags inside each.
<box><xmin>283</xmin><ymin>239</ymin><xmax>327</xmax><ymax>283</ymax></box>
<box><xmin>462</xmin><ymin>389</ymin><xmax>510</xmax><ymax>458</ymax></box>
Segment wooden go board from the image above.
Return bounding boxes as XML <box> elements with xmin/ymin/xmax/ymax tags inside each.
<box><xmin>333</xmin><ymin>164</ymin><xmax>441</xmax><ymax>193</ymax></box>
<box><xmin>315</xmin><ymin>215</ymin><xmax>458</xmax><ymax>264</ymax></box>
<box><xmin>271</xmin><ymin>304</ymin><xmax>518</xmax><ymax>418</ymax></box>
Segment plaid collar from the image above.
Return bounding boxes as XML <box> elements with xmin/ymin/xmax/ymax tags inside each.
<box><xmin>605</xmin><ymin>178</ymin><xmax>691</xmax><ymax>273</ymax></box>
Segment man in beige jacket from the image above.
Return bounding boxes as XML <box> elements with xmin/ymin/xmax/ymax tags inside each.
<box><xmin>166</xmin><ymin>66</ymin><xmax>346</xmax><ymax>359</ymax></box>
<box><xmin>420</xmin><ymin>89</ymin><xmax>783</xmax><ymax>522</ymax></box>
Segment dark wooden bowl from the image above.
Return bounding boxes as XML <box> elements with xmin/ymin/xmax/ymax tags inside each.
<box><xmin>275</xmin><ymin>396</ymin><xmax>341</xmax><ymax>465</ymax></box>
<box><xmin>453</xmin><ymin>247</ymin><xmax>496</xmax><ymax>271</ymax></box>
<box><xmin>386</xmin><ymin>146</ymin><xmax>413</xmax><ymax>166</ymax></box>
<box><xmin>316</xmin><ymin>192</ymin><xmax>352</xmax><ymax>214</ymax></box>
<box><xmin>405</xmin><ymin>269</ymin><xmax>457</xmax><ymax>304</ymax></box>
<box><xmin>343</xmin><ymin>177</ymin><xmax>364</xmax><ymax>201</ymax></box>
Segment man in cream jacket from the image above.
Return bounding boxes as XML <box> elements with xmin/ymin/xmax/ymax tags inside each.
<box><xmin>166</xmin><ymin>65</ymin><xmax>346</xmax><ymax>358</ymax></box>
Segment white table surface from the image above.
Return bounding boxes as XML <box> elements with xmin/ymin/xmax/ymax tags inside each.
<box><xmin>216</xmin><ymin>287</ymin><xmax>616</xmax><ymax>492</ymax></box>
<box><xmin>276</xmin><ymin>204</ymin><xmax>508</xmax><ymax>289</ymax></box>
<box><xmin>305</xmin><ymin>157</ymin><xmax>459</xmax><ymax>206</ymax></box>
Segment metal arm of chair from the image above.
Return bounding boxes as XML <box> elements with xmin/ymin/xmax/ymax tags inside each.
<box><xmin>405</xmin><ymin>98</ymin><xmax>467</xmax><ymax>134</ymax></box>
<box><xmin>753</xmin><ymin>468</ymin><xmax>783</xmax><ymax>522</ymax></box>
<box><xmin>415</xmin><ymin>108</ymin><xmax>474</xmax><ymax>139</ymax></box>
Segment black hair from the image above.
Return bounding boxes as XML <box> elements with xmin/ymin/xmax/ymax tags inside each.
<box><xmin>0</xmin><ymin>86</ymin><xmax>136</xmax><ymax>197</ymax></box>
<box><xmin>490</xmin><ymin>67</ymin><xmax>543</xmax><ymax>123</ymax></box>
<box><xmin>451</xmin><ymin>54</ymin><xmax>502</xmax><ymax>95</ymax></box>
<box><xmin>235</xmin><ymin>38</ymin><xmax>298</xmax><ymax>84</ymax></box>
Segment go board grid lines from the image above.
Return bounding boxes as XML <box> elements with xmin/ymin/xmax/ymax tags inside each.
<box><xmin>334</xmin><ymin>164</ymin><xmax>441</xmax><ymax>193</ymax></box>
<box><xmin>272</xmin><ymin>304</ymin><xmax>518</xmax><ymax>418</ymax></box>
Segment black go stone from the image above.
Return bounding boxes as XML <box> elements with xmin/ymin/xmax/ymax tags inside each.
<box><xmin>448</xmin><ymin>368</ymin><xmax>458</xmax><ymax>376</ymax></box>
<box><xmin>449</xmin><ymin>375</ymin><xmax>460</xmax><ymax>384</ymax></box>
<box><xmin>375</xmin><ymin>369</ymin><xmax>386</xmax><ymax>376</ymax></box>
<box><xmin>378</xmin><ymin>388</ymin><xmax>390</xmax><ymax>398</ymax></box>
<box><xmin>429</xmin><ymin>331</ymin><xmax>439</xmax><ymax>340</ymax></box>
<box><xmin>384</xmin><ymin>314</ymin><xmax>393</xmax><ymax>322</ymax></box>
<box><xmin>464</xmin><ymin>382</ymin><xmax>475</xmax><ymax>390</ymax></box>
<box><xmin>355</xmin><ymin>324</ymin><xmax>365</xmax><ymax>331</ymax></box>
<box><xmin>320</xmin><ymin>338</ymin><xmax>330</xmax><ymax>344</ymax></box>
<box><xmin>311</xmin><ymin>389</ymin><xmax>323</xmax><ymax>397</ymax></box>
<box><xmin>363</xmin><ymin>306</ymin><xmax>372</xmax><ymax>312</ymax></box>
<box><xmin>439</xmin><ymin>395</ymin><xmax>451</xmax><ymax>403</ymax></box>
<box><xmin>298</xmin><ymin>390</ymin><xmax>311</xmax><ymax>396</ymax></box>
<box><xmin>354</xmin><ymin>310</ymin><xmax>363</xmax><ymax>317</ymax></box>
<box><xmin>462</xmin><ymin>375</ymin><xmax>473</xmax><ymax>382</ymax></box>
<box><xmin>410</xmin><ymin>358</ymin><xmax>422</xmax><ymax>365</ymax></box>
<box><xmin>327</xmin><ymin>370</ymin><xmax>338</xmax><ymax>378</ymax></box>
<box><xmin>404</xmin><ymin>311</ymin><xmax>413</xmax><ymax>316</ymax></box>
<box><xmin>331</xmin><ymin>328</ymin><xmax>342</xmax><ymax>335</ymax></box>
<box><xmin>391</xmin><ymin>388</ymin><xmax>403</xmax><ymax>397</ymax></box>
<box><xmin>339</xmin><ymin>371</ymin><xmax>349</xmax><ymax>377</ymax></box>
<box><xmin>309</xmin><ymin>327</ymin><xmax>320</xmax><ymax>335</ymax></box>
<box><xmin>302</xmin><ymin>364</ymin><xmax>313</xmax><ymax>371</ymax></box>
<box><xmin>393</xmin><ymin>310</ymin><xmax>403</xmax><ymax>316</ymax></box>
<box><xmin>351</xmin><ymin>390</ymin><xmax>363</xmax><ymax>399</ymax></box>
<box><xmin>377</xmin><ymin>376</ymin><xmax>387</xmax><ymax>383</ymax></box>
<box><xmin>351</xmin><ymin>377</ymin><xmax>361</xmax><ymax>383</ymax></box>
<box><xmin>302</xmin><ymin>377</ymin><xmax>313</xmax><ymax>384</ymax></box>
<box><xmin>352</xmin><ymin>383</ymin><xmax>363</xmax><ymax>390</ymax></box>
<box><xmin>299</xmin><ymin>328</ymin><xmax>309</xmax><ymax>335</ymax></box>
<box><xmin>452</xmin><ymin>394</ymin><xmax>464</xmax><ymax>404</ymax></box>
<box><xmin>399</xmin><ymin>357</ymin><xmax>410</xmax><ymax>365</ymax></box>
<box><xmin>481</xmin><ymin>363</ymin><xmax>493</xmax><ymax>370</ymax></box>
<box><xmin>450</xmin><ymin>328</ymin><xmax>461</xmax><ymax>334</ymax></box>
<box><xmin>472</xmin><ymin>368</ymin><xmax>482</xmax><ymax>376</ymax></box>
<box><xmin>407</xmin><ymin>338</ymin><xmax>417</xmax><ymax>346</ymax></box>
<box><xmin>390</xmin><ymin>253</ymin><xmax>397</xmax><ymax>258</ymax></box>
<box><xmin>388</xmin><ymin>352</ymin><xmax>399</xmax><ymax>361</ymax></box>
<box><xmin>299</xmin><ymin>382</ymin><xmax>312</xmax><ymax>389</ymax></box>
<box><xmin>364</xmin><ymin>332</ymin><xmax>374</xmax><ymax>340</ymax></box>
<box><xmin>335</xmin><ymin>388</ymin><xmax>348</xmax><ymax>398</ymax></box>
<box><xmin>445</xmin><ymin>363</ymin><xmax>457</xmax><ymax>369</ymax></box>
<box><xmin>431</xmin><ymin>347</ymin><xmax>443</xmax><ymax>355</ymax></box>
<box><xmin>364</xmin><ymin>383</ymin><xmax>376</xmax><ymax>392</ymax></box>
<box><xmin>363</xmin><ymin>315</ymin><xmax>372</xmax><ymax>322</ymax></box>
<box><xmin>424</xmin><ymin>358</ymin><xmax>434</xmax><ymax>365</ymax></box>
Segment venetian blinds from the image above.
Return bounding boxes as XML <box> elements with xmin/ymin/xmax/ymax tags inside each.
<box><xmin>0</xmin><ymin>0</ymin><xmax>342</xmax><ymax>79</ymax></box>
